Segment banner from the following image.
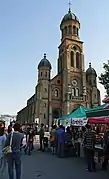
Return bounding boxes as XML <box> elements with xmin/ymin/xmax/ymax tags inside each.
<box><xmin>71</xmin><ymin>118</ymin><xmax>87</xmax><ymax>126</ymax></box>
<box><xmin>64</xmin><ymin>120</ymin><xmax>66</xmax><ymax>126</ymax></box>
<box><xmin>55</xmin><ymin>120</ymin><xmax>58</xmax><ymax>126</ymax></box>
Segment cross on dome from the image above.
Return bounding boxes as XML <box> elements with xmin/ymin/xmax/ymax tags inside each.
<box><xmin>68</xmin><ymin>0</ymin><xmax>72</xmax><ymax>12</ymax></box>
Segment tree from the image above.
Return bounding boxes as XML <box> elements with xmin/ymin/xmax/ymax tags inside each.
<box><xmin>99</xmin><ymin>62</ymin><xmax>109</xmax><ymax>95</ymax></box>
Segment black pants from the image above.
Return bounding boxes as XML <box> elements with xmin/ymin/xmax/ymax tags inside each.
<box><xmin>40</xmin><ymin>138</ymin><xmax>43</xmax><ymax>150</ymax></box>
<box><xmin>102</xmin><ymin>149</ymin><xmax>109</xmax><ymax>170</ymax></box>
<box><xmin>57</xmin><ymin>142</ymin><xmax>64</xmax><ymax>158</ymax></box>
<box><xmin>75</xmin><ymin>142</ymin><xmax>80</xmax><ymax>157</ymax></box>
<box><xmin>86</xmin><ymin>148</ymin><xmax>96</xmax><ymax>171</ymax></box>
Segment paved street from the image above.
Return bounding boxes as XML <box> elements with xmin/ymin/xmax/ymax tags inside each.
<box><xmin>4</xmin><ymin>149</ymin><xmax>109</xmax><ymax>179</ymax></box>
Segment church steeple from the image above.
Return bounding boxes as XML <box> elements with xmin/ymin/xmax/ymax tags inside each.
<box><xmin>60</xmin><ymin>1</ymin><xmax>80</xmax><ymax>41</ymax></box>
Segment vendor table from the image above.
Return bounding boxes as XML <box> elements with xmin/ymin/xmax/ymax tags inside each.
<box><xmin>94</xmin><ymin>145</ymin><xmax>104</xmax><ymax>163</ymax></box>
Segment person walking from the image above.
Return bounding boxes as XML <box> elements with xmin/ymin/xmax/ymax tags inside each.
<box><xmin>0</xmin><ymin>127</ymin><xmax>6</xmax><ymax>178</ymax></box>
<box><xmin>102</xmin><ymin>126</ymin><xmax>109</xmax><ymax>171</ymax></box>
<box><xmin>24</xmin><ymin>128</ymin><xmax>34</xmax><ymax>155</ymax></box>
<box><xmin>5</xmin><ymin>123</ymin><xmax>24</xmax><ymax>179</ymax></box>
<box><xmin>50</xmin><ymin>125</ymin><xmax>57</xmax><ymax>155</ymax></box>
<box><xmin>8</xmin><ymin>122</ymin><xmax>14</xmax><ymax>134</ymax></box>
<box><xmin>83</xmin><ymin>124</ymin><xmax>96</xmax><ymax>172</ymax></box>
<box><xmin>57</xmin><ymin>125</ymin><xmax>65</xmax><ymax>158</ymax></box>
<box><xmin>39</xmin><ymin>123</ymin><xmax>44</xmax><ymax>151</ymax></box>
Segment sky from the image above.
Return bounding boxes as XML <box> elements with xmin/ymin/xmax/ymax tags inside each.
<box><xmin>0</xmin><ymin>0</ymin><xmax>108</xmax><ymax>115</ymax></box>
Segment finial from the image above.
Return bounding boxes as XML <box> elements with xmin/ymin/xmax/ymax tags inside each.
<box><xmin>89</xmin><ymin>62</ymin><xmax>91</xmax><ymax>68</ymax></box>
<box><xmin>44</xmin><ymin>53</ymin><xmax>46</xmax><ymax>58</ymax></box>
<box><xmin>68</xmin><ymin>0</ymin><xmax>72</xmax><ymax>13</ymax></box>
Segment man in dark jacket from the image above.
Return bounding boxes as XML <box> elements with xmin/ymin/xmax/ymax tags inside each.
<box><xmin>83</xmin><ymin>124</ymin><xmax>96</xmax><ymax>172</ymax></box>
<box><xmin>102</xmin><ymin>127</ymin><xmax>109</xmax><ymax>170</ymax></box>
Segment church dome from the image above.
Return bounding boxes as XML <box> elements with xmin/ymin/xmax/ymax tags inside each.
<box><xmin>38</xmin><ymin>53</ymin><xmax>52</xmax><ymax>70</ymax></box>
<box><xmin>86</xmin><ymin>63</ymin><xmax>97</xmax><ymax>77</ymax></box>
<box><xmin>61</xmin><ymin>9</ymin><xmax>79</xmax><ymax>25</ymax></box>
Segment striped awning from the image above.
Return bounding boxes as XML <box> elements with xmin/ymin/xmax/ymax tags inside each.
<box><xmin>102</xmin><ymin>96</ymin><xmax>109</xmax><ymax>103</ymax></box>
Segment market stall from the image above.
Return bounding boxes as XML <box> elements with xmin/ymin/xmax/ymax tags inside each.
<box><xmin>56</xmin><ymin>106</ymin><xmax>88</xmax><ymax>127</ymax></box>
<box><xmin>86</xmin><ymin>105</ymin><xmax>109</xmax><ymax>165</ymax></box>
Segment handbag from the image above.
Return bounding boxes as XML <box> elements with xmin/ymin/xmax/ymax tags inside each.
<box><xmin>50</xmin><ymin>136</ymin><xmax>55</xmax><ymax>142</ymax></box>
<box><xmin>3</xmin><ymin>132</ymin><xmax>13</xmax><ymax>156</ymax></box>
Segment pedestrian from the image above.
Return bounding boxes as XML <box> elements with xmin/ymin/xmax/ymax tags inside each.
<box><xmin>24</xmin><ymin>128</ymin><xmax>34</xmax><ymax>155</ymax></box>
<box><xmin>0</xmin><ymin>127</ymin><xmax>6</xmax><ymax>178</ymax></box>
<box><xmin>8</xmin><ymin>122</ymin><xmax>14</xmax><ymax>134</ymax></box>
<box><xmin>39</xmin><ymin>123</ymin><xmax>44</xmax><ymax>151</ymax></box>
<box><xmin>102</xmin><ymin>126</ymin><xmax>109</xmax><ymax>171</ymax></box>
<box><xmin>83</xmin><ymin>124</ymin><xmax>96</xmax><ymax>172</ymax></box>
<box><xmin>50</xmin><ymin>125</ymin><xmax>57</xmax><ymax>155</ymax></box>
<box><xmin>57</xmin><ymin>125</ymin><xmax>65</xmax><ymax>158</ymax></box>
<box><xmin>5</xmin><ymin>123</ymin><xmax>24</xmax><ymax>179</ymax></box>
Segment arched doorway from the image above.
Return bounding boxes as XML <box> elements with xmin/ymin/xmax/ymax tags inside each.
<box><xmin>52</xmin><ymin>109</ymin><xmax>60</xmax><ymax>119</ymax></box>
<box><xmin>52</xmin><ymin>109</ymin><xmax>61</xmax><ymax>126</ymax></box>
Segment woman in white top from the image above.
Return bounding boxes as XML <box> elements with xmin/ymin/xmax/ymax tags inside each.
<box><xmin>0</xmin><ymin>127</ymin><xmax>6</xmax><ymax>178</ymax></box>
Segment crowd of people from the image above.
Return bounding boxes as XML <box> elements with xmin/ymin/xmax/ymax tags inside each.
<box><xmin>0</xmin><ymin>122</ymin><xmax>23</xmax><ymax>179</ymax></box>
<box><xmin>0</xmin><ymin>121</ymin><xmax>109</xmax><ymax>179</ymax></box>
<box><xmin>49</xmin><ymin>123</ymin><xmax>109</xmax><ymax>172</ymax></box>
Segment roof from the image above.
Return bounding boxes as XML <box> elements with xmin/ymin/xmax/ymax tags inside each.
<box><xmin>38</xmin><ymin>53</ymin><xmax>52</xmax><ymax>70</ymax></box>
<box><xmin>57</xmin><ymin>106</ymin><xmax>87</xmax><ymax>121</ymax></box>
<box><xmin>102</xmin><ymin>96</ymin><xmax>109</xmax><ymax>103</ymax></box>
<box><xmin>61</xmin><ymin>8</ymin><xmax>79</xmax><ymax>25</ymax></box>
<box><xmin>86</xmin><ymin>63</ymin><xmax>97</xmax><ymax>77</ymax></box>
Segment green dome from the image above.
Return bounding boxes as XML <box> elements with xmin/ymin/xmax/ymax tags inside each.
<box><xmin>61</xmin><ymin>9</ymin><xmax>79</xmax><ymax>25</ymax></box>
<box><xmin>86</xmin><ymin>63</ymin><xmax>97</xmax><ymax>77</ymax></box>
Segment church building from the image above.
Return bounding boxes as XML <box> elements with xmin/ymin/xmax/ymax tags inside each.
<box><xmin>17</xmin><ymin>7</ymin><xmax>101</xmax><ymax>125</ymax></box>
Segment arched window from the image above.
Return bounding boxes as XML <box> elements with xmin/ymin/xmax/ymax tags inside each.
<box><xmin>65</xmin><ymin>26</ymin><xmax>67</xmax><ymax>35</ymax></box>
<box><xmin>54</xmin><ymin>89</ymin><xmax>58</xmax><ymax>97</ymax></box>
<box><xmin>76</xmin><ymin>52</ymin><xmax>80</xmax><ymax>68</ymax></box>
<box><xmin>73</xmin><ymin>26</ymin><xmax>76</xmax><ymax>35</ymax></box>
<box><xmin>72</xmin><ymin>88</ymin><xmax>75</xmax><ymax>96</ymax></box>
<box><xmin>77</xmin><ymin>28</ymin><xmax>79</xmax><ymax>36</ymax></box>
<box><xmin>45</xmin><ymin>88</ymin><xmax>47</xmax><ymax>92</ymax></box>
<box><xmin>44</xmin><ymin>114</ymin><xmax>46</xmax><ymax>119</ymax></box>
<box><xmin>70</xmin><ymin>51</ymin><xmax>74</xmax><ymax>67</ymax></box>
<box><xmin>45</xmin><ymin>72</ymin><xmax>47</xmax><ymax>77</ymax></box>
<box><xmin>75</xmin><ymin>88</ymin><xmax>79</xmax><ymax>96</ymax></box>
<box><xmin>68</xmin><ymin>25</ymin><xmax>72</xmax><ymax>34</ymax></box>
<box><xmin>93</xmin><ymin>79</ymin><xmax>96</xmax><ymax>85</ymax></box>
<box><xmin>89</xmin><ymin>79</ymin><xmax>91</xmax><ymax>85</ymax></box>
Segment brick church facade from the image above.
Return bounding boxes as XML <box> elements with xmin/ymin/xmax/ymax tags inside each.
<box><xmin>17</xmin><ymin>8</ymin><xmax>101</xmax><ymax>125</ymax></box>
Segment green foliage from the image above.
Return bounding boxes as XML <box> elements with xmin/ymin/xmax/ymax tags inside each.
<box><xmin>99</xmin><ymin>63</ymin><xmax>109</xmax><ymax>95</ymax></box>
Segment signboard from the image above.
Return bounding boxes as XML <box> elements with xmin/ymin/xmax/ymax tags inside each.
<box><xmin>56</xmin><ymin>118</ymin><xmax>87</xmax><ymax>127</ymax></box>
<box><xmin>71</xmin><ymin>118</ymin><xmax>87</xmax><ymax>126</ymax></box>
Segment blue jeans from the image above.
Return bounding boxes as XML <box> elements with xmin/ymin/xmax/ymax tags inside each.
<box><xmin>0</xmin><ymin>157</ymin><xmax>6</xmax><ymax>177</ymax></box>
<box><xmin>7</xmin><ymin>152</ymin><xmax>21</xmax><ymax>179</ymax></box>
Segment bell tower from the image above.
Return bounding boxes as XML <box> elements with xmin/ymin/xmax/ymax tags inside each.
<box><xmin>58</xmin><ymin>4</ymin><xmax>86</xmax><ymax>115</ymax></box>
<box><xmin>36</xmin><ymin>53</ymin><xmax>52</xmax><ymax>125</ymax></box>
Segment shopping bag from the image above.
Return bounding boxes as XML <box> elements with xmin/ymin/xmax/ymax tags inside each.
<box><xmin>3</xmin><ymin>132</ymin><xmax>13</xmax><ymax>156</ymax></box>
